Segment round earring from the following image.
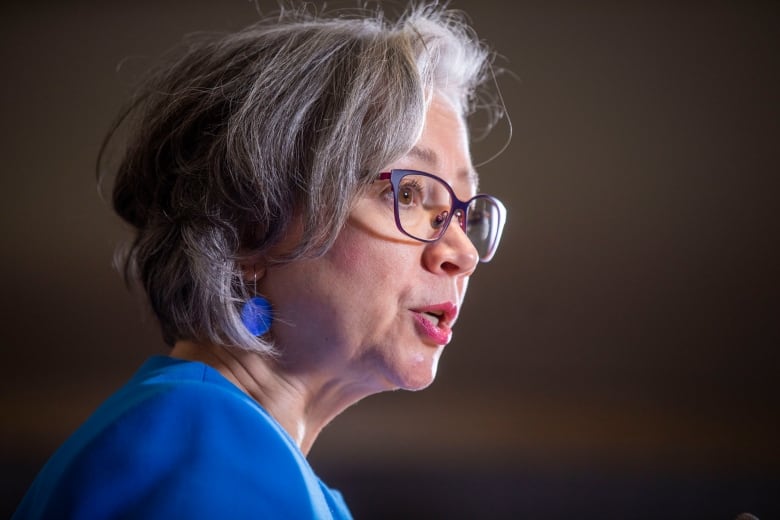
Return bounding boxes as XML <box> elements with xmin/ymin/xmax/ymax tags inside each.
<box><xmin>241</xmin><ymin>296</ymin><xmax>273</xmax><ymax>336</ymax></box>
<box><xmin>240</xmin><ymin>267</ymin><xmax>273</xmax><ymax>336</ymax></box>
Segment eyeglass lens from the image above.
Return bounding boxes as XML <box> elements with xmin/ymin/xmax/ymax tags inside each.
<box><xmin>395</xmin><ymin>173</ymin><xmax>502</xmax><ymax>260</ymax></box>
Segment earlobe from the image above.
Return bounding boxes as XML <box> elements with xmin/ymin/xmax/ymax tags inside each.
<box><xmin>239</xmin><ymin>262</ymin><xmax>274</xmax><ymax>336</ymax></box>
<box><xmin>239</xmin><ymin>262</ymin><xmax>267</xmax><ymax>284</ymax></box>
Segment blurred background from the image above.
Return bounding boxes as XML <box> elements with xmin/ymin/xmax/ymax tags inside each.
<box><xmin>1</xmin><ymin>1</ymin><xmax>778</xmax><ymax>518</ymax></box>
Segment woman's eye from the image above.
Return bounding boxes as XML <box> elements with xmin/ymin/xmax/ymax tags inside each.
<box><xmin>397</xmin><ymin>180</ymin><xmax>423</xmax><ymax>207</ymax></box>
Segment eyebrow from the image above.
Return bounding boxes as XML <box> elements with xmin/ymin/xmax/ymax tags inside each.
<box><xmin>407</xmin><ymin>145</ymin><xmax>480</xmax><ymax>190</ymax></box>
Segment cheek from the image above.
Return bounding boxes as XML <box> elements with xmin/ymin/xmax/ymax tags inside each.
<box><xmin>321</xmin><ymin>229</ymin><xmax>422</xmax><ymax>334</ymax></box>
<box><xmin>328</xmin><ymin>233</ymin><xmax>368</xmax><ymax>272</ymax></box>
<box><xmin>326</xmin><ymin>225</ymin><xmax>398</xmax><ymax>282</ymax></box>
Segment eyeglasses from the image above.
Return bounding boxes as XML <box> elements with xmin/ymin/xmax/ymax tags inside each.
<box><xmin>377</xmin><ymin>169</ymin><xmax>507</xmax><ymax>262</ymax></box>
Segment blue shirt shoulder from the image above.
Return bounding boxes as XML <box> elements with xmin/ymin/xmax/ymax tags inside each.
<box><xmin>14</xmin><ymin>356</ymin><xmax>352</xmax><ymax>520</ymax></box>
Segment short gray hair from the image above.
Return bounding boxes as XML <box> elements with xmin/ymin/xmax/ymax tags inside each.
<box><xmin>100</xmin><ymin>3</ymin><xmax>496</xmax><ymax>354</ymax></box>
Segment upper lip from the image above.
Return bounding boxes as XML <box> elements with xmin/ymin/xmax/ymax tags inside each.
<box><xmin>413</xmin><ymin>302</ymin><xmax>458</xmax><ymax>328</ymax></box>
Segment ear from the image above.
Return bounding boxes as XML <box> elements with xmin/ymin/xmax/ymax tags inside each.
<box><xmin>238</xmin><ymin>262</ymin><xmax>268</xmax><ymax>284</ymax></box>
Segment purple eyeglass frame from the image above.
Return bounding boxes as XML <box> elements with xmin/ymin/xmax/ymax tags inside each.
<box><xmin>377</xmin><ymin>169</ymin><xmax>506</xmax><ymax>262</ymax></box>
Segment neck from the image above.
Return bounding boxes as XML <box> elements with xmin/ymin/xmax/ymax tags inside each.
<box><xmin>169</xmin><ymin>340</ymin><xmax>377</xmax><ymax>455</ymax></box>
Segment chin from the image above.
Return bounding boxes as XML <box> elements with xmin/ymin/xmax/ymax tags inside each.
<box><xmin>394</xmin><ymin>349</ymin><xmax>442</xmax><ymax>391</ymax></box>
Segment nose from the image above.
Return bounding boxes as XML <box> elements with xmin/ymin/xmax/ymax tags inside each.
<box><xmin>422</xmin><ymin>220</ymin><xmax>479</xmax><ymax>276</ymax></box>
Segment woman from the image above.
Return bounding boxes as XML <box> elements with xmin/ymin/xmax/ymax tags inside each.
<box><xmin>14</xmin><ymin>4</ymin><xmax>507</xmax><ymax>519</ymax></box>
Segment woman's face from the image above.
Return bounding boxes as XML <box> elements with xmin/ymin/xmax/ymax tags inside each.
<box><xmin>261</xmin><ymin>95</ymin><xmax>479</xmax><ymax>392</ymax></box>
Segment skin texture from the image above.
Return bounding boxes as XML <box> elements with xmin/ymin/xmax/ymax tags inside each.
<box><xmin>171</xmin><ymin>95</ymin><xmax>480</xmax><ymax>454</ymax></box>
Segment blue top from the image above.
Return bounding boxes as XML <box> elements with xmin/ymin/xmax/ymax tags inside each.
<box><xmin>14</xmin><ymin>356</ymin><xmax>353</xmax><ymax>520</ymax></box>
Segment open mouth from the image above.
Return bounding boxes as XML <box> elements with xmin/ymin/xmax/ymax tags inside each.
<box><xmin>412</xmin><ymin>310</ymin><xmax>452</xmax><ymax>345</ymax></box>
<box><xmin>412</xmin><ymin>302</ymin><xmax>457</xmax><ymax>330</ymax></box>
<box><xmin>420</xmin><ymin>311</ymin><xmax>443</xmax><ymax>327</ymax></box>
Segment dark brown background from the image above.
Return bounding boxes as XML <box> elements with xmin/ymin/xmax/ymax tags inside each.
<box><xmin>2</xmin><ymin>1</ymin><xmax>778</xmax><ymax>518</ymax></box>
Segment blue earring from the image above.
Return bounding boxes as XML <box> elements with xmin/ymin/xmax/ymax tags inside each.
<box><xmin>241</xmin><ymin>296</ymin><xmax>273</xmax><ymax>336</ymax></box>
<box><xmin>240</xmin><ymin>267</ymin><xmax>273</xmax><ymax>336</ymax></box>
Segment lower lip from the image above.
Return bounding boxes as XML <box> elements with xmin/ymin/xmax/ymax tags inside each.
<box><xmin>412</xmin><ymin>312</ymin><xmax>452</xmax><ymax>345</ymax></box>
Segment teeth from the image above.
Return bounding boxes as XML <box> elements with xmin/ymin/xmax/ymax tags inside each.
<box><xmin>421</xmin><ymin>312</ymin><xmax>440</xmax><ymax>326</ymax></box>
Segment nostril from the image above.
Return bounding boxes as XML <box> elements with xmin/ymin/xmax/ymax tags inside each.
<box><xmin>441</xmin><ymin>261</ymin><xmax>460</xmax><ymax>274</ymax></box>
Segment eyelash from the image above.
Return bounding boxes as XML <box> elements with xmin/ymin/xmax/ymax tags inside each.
<box><xmin>397</xmin><ymin>179</ymin><xmax>425</xmax><ymax>206</ymax></box>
